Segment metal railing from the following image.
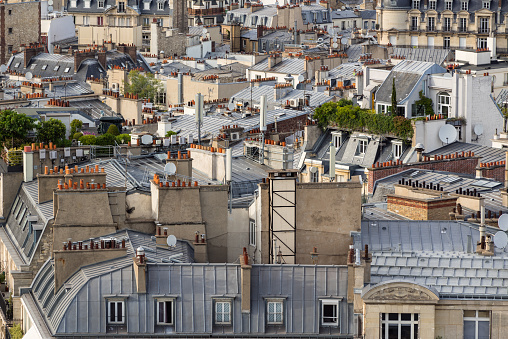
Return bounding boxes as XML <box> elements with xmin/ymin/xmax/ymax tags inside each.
<box><xmin>90</xmin><ymin>145</ymin><xmax>117</xmax><ymax>158</ymax></box>
<box><xmin>478</xmin><ymin>28</ymin><xmax>490</xmax><ymax>34</ymax></box>
<box><xmin>1</xmin><ymin>148</ymin><xmax>22</xmax><ymax>167</ymax></box>
<box><xmin>187</xmin><ymin>7</ymin><xmax>224</xmax><ymax>15</ymax></box>
<box><xmin>427</xmin><ymin>25</ymin><xmax>436</xmax><ymax>32</ymax></box>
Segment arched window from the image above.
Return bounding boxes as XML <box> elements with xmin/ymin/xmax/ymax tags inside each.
<box><xmin>437</xmin><ymin>92</ymin><xmax>451</xmax><ymax>117</ymax></box>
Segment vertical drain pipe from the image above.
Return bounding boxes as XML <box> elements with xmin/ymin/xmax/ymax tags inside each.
<box><xmin>260</xmin><ymin>95</ymin><xmax>267</xmax><ymax>165</ymax></box>
<box><xmin>178</xmin><ymin>73</ymin><xmax>183</xmax><ymax>105</ymax></box>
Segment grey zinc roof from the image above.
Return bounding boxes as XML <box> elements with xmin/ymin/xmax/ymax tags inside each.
<box><xmin>423</xmin><ymin>141</ymin><xmax>506</xmax><ymax>164</ymax></box>
<box><xmin>328</xmin><ymin>62</ymin><xmax>362</xmax><ymax>82</ymax></box>
<box><xmin>249</xmin><ymin>57</ymin><xmax>305</xmax><ymax>74</ymax></box>
<box><xmin>358</xmin><ymin>220</ymin><xmax>508</xmax><ymax>298</ymax></box>
<box><xmin>382</xmin><ymin>0</ymin><xmax>508</xmax><ymax>17</ymax></box>
<box><xmin>66</xmin><ymin>0</ymin><xmax>170</xmax><ymax>15</ymax></box>
<box><xmin>30</xmin><ymin>260</ymin><xmax>352</xmax><ymax>336</ymax></box>
<box><xmin>331</xmin><ymin>10</ymin><xmax>359</xmax><ymax>19</ymax></box>
<box><xmin>375</xmin><ymin>71</ymin><xmax>422</xmax><ymax>103</ymax></box>
<box><xmin>391</xmin><ymin>47</ymin><xmax>450</xmax><ymax>65</ymax></box>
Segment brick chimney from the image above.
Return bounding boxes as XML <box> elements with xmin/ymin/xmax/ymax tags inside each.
<box><xmin>24</xmin><ymin>43</ymin><xmax>45</xmax><ymax>68</ymax></box>
<box><xmin>268</xmin><ymin>53</ymin><xmax>282</xmax><ymax>69</ymax></box>
<box><xmin>257</xmin><ymin>25</ymin><xmax>263</xmax><ymax>39</ymax></box>
<box><xmin>74</xmin><ymin>49</ymin><xmax>98</xmax><ymax>73</ymax></box>
<box><xmin>133</xmin><ymin>247</ymin><xmax>147</xmax><ymax>293</ymax></box>
<box><xmin>240</xmin><ymin>247</ymin><xmax>251</xmax><ymax>313</ymax></box>
<box><xmin>117</xmin><ymin>44</ymin><xmax>137</xmax><ymax>64</ymax></box>
<box><xmin>97</xmin><ymin>49</ymin><xmax>107</xmax><ymax>70</ymax></box>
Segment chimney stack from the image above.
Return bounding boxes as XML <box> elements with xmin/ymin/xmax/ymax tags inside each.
<box><xmin>240</xmin><ymin>247</ymin><xmax>251</xmax><ymax>313</ymax></box>
<box><xmin>133</xmin><ymin>246</ymin><xmax>147</xmax><ymax>293</ymax></box>
<box><xmin>23</xmin><ymin>146</ymin><xmax>34</xmax><ymax>182</ymax></box>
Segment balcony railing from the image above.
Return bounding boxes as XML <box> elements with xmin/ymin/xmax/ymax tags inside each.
<box><xmin>478</xmin><ymin>28</ymin><xmax>490</xmax><ymax>34</ymax></box>
<box><xmin>442</xmin><ymin>26</ymin><xmax>452</xmax><ymax>32</ymax></box>
<box><xmin>458</xmin><ymin>26</ymin><xmax>468</xmax><ymax>32</ymax></box>
<box><xmin>187</xmin><ymin>8</ymin><xmax>225</xmax><ymax>15</ymax></box>
<box><xmin>410</xmin><ymin>26</ymin><xmax>419</xmax><ymax>31</ymax></box>
<box><xmin>427</xmin><ymin>25</ymin><xmax>436</xmax><ymax>32</ymax></box>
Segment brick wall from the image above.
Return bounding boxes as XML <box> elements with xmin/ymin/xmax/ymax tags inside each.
<box><xmin>368</xmin><ymin>156</ymin><xmax>479</xmax><ymax>194</ymax></box>
<box><xmin>478</xmin><ymin>165</ymin><xmax>504</xmax><ymax>183</ymax></box>
<box><xmin>3</xmin><ymin>1</ymin><xmax>40</xmax><ymax>64</ymax></box>
<box><xmin>387</xmin><ymin>195</ymin><xmax>457</xmax><ymax>220</ymax></box>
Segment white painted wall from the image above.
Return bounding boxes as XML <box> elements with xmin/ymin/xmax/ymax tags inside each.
<box><xmin>42</xmin><ymin>15</ymin><xmax>76</xmax><ymax>54</ymax></box>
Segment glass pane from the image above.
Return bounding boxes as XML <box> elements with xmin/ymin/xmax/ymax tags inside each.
<box><xmin>165</xmin><ymin>301</ymin><xmax>172</xmax><ymax>323</ymax></box>
<box><xmin>389</xmin><ymin>313</ymin><xmax>398</xmax><ymax>321</ymax></box>
<box><xmin>381</xmin><ymin>323</ymin><xmax>386</xmax><ymax>339</ymax></box>
<box><xmin>478</xmin><ymin>311</ymin><xmax>489</xmax><ymax>318</ymax></box>
<box><xmin>414</xmin><ymin>324</ymin><xmax>418</xmax><ymax>339</ymax></box>
<box><xmin>117</xmin><ymin>302</ymin><xmax>123</xmax><ymax>322</ymax></box>
<box><xmin>464</xmin><ymin>321</ymin><xmax>475</xmax><ymax>339</ymax></box>
<box><xmin>414</xmin><ymin>314</ymin><xmax>418</xmax><ymax>321</ymax></box>
<box><xmin>224</xmin><ymin>311</ymin><xmax>230</xmax><ymax>322</ymax></box>
<box><xmin>381</xmin><ymin>313</ymin><xmax>386</xmax><ymax>320</ymax></box>
<box><xmin>109</xmin><ymin>302</ymin><xmax>115</xmax><ymax>322</ymax></box>
<box><xmin>275</xmin><ymin>312</ymin><xmax>282</xmax><ymax>323</ymax></box>
<box><xmin>401</xmin><ymin>313</ymin><xmax>411</xmax><ymax>321</ymax></box>
<box><xmin>464</xmin><ymin>310</ymin><xmax>476</xmax><ymax>317</ymax></box>
<box><xmin>478</xmin><ymin>320</ymin><xmax>490</xmax><ymax>339</ymax></box>
<box><xmin>388</xmin><ymin>324</ymin><xmax>398</xmax><ymax>339</ymax></box>
<box><xmin>400</xmin><ymin>324</ymin><xmax>411</xmax><ymax>339</ymax></box>
<box><xmin>158</xmin><ymin>302</ymin><xmax>164</xmax><ymax>323</ymax></box>
<box><xmin>224</xmin><ymin>302</ymin><xmax>230</xmax><ymax>313</ymax></box>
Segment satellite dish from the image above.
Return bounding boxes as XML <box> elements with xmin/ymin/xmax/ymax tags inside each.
<box><xmin>341</xmin><ymin>37</ymin><xmax>348</xmax><ymax>45</ymax></box>
<box><xmin>227</xmin><ymin>102</ymin><xmax>235</xmax><ymax>110</ymax></box>
<box><xmin>474</xmin><ymin>124</ymin><xmax>483</xmax><ymax>136</ymax></box>
<box><xmin>15</xmin><ymin>81</ymin><xmax>21</xmax><ymax>87</ymax></box>
<box><xmin>309</xmin><ymin>167</ymin><xmax>317</xmax><ymax>173</ymax></box>
<box><xmin>25</xmin><ymin>72</ymin><xmax>33</xmax><ymax>80</ymax></box>
<box><xmin>498</xmin><ymin>214</ymin><xmax>508</xmax><ymax>231</ymax></box>
<box><xmin>141</xmin><ymin>134</ymin><xmax>153</xmax><ymax>145</ymax></box>
<box><xmin>297</xmin><ymin>74</ymin><xmax>304</xmax><ymax>82</ymax></box>
<box><xmin>48</xmin><ymin>0</ymin><xmax>53</xmax><ymax>5</ymax></box>
<box><xmin>166</xmin><ymin>234</ymin><xmax>177</xmax><ymax>247</ymax></box>
<box><xmin>0</xmin><ymin>65</ymin><xmax>7</xmax><ymax>73</ymax></box>
<box><xmin>494</xmin><ymin>231</ymin><xmax>508</xmax><ymax>248</ymax></box>
<box><xmin>48</xmin><ymin>5</ymin><xmax>53</xmax><ymax>11</ymax></box>
<box><xmin>332</xmin><ymin>42</ymin><xmax>338</xmax><ymax>48</ymax></box>
<box><xmin>163</xmin><ymin>162</ymin><xmax>176</xmax><ymax>175</ymax></box>
<box><xmin>438</xmin><ymin>124</ymin><xmax>457</xmax><ymax>144</ymax></box>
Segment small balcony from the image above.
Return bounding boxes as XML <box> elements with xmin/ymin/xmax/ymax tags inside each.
<box><xmin>458</xmin><ymin>26</ymin><xmax>468</xmax><ymax>33</ymax></box>
<box><xmin>477</xmin><ymin>28</ymin><xmax>490</xmax><ymax>34</ymax></box>
<box><xmin>427</xmin><ymin>25</ymin><xmax>436</xmax><ymax>32</ymax></box>
<box><xmin>410</xmin><ymin>26</ymin><xmax>419</xmax><ymax>31</ymax></box>
<box><xmin>442</xmin><ymin>26</ymin><xmax>452</xmax><ymax>32</ymax></box>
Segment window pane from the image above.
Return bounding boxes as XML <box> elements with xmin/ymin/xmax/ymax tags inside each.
<box><xmin>165</xmin><ymin>301</ymin><xmax>172</xmax><ymax>323</ymax></box>
<box><xmin>401</xmin><ymin>313</ymin><xmax>411</xmax><ymax>321</ymax></box>
<box><xmin>400</xmin><ymin>324</ymin><xmax>411</xmax><ymax>339</ymax></box>
<box><xmin>117</xmin><ymin>302</ymin><xmax>123</xmax><ymax>322</ymax></box>
<box><xmin>413</xmin><ymin>314</ymin><xmax>418</xmax><ymax>321</ymax></box>
<box><xmin>464</xmin><ymin>310</ymin><xmax>476</xmax><ymax>317</ymax></box>
<box><xmin>109</xmin><ymin>302</ymin><xmax>115</xmax><ymax>322</ymax></box>
<box><xmin>414</xmin><ymin>323</ymin><xmax>418</xmax><ymax>338</ymax></box>
<box><xmin>464</xmin><ymin>320</ymin><xmax>475</xmax><ymax>339</ymax></box>
<box><xmin>158</xmin><ymin>302</ymin><xmax>164</xmax><ymax>323</ymax></box>
<box><xmin>478</xmin><ymin>320</ymin><xmax>490</xmax><ymax>339</ymax></box>
<box><xmin>388</xmin><ymin>324</ymin><xmax>398</xmax><ymax>339</ymax></box>
<box><xmin>478</xmin><ymin>311</ymin><xmax>489</xmax><ymax>318</ymax></box>
<box><xmin>389</xmin><ymin>313</ymin><xmax>398</xmax><ymax>321</ymax></box>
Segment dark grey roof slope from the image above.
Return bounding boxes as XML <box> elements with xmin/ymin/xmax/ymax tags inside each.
<box><xmin>423</xmin><ymin>142</ymin><xmax>506</xmax><ymax>164</ymax></box>
<box><xmin>391</xmin><ymin>47</ymin><xmax>450</xmax><ymax>65</ymax></box>
<box><xmin>357</xmin><ymin>220</ymin><xmax>508</xmax><ymax>298</ymax></box>
<box><xmin>375</xmin><ymin>70</ymin><xmax>421</xmax><ymax>103</ymax></box>
<box><xmin>66</xmin><ymin>0</ymin><xmax>170</xmax><ymax>15</ymax></box>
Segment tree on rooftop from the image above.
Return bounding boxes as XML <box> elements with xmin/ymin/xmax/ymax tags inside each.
<box><xmin>0</xmin><ymin>110</ymin><xmax>35</xmax><ymax>148</ymax></box>
<box><xmin>36</xmin><ymin>118</ymin><xmax>66</xmax><ymax>144</ymax></box>
<box><xmin>391</xmin><ymin>77</ymin><xmax>398</xmax><ymax>116</ymax></box>
<box><xmin>70</xmin><ymin>119</ymin><xmax>83</xmax><ymax>136</ymax></box>
<box><xmin>123</xmin><ymin>70</ymin><xmax>162</xmax><ymax>102</ymax></box>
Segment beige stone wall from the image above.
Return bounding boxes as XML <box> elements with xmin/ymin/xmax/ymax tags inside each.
<box><xmin>78</xmin><ymin>25</ymin><xmax>142</xmax><ymax>46</ymax></box>
<box><xmin>166</xmin><ymin>75</ymin><xmax>249</xmax><ymax>105</ymax></box>
<box><xmin>3</xmin><ymin>2</ymin><xmax>41</xmax><ymax>64</ymax></box>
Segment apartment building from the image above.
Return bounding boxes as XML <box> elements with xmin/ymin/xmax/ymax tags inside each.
<box><xmin>66</xmin><ymin>0</ymin><xmax>187</xmax><ymax>51</ymax></box>
<box><xmin>376</xmin><ymin>0</ymin><xmax>508</xmax><ymax>52</ymax></box>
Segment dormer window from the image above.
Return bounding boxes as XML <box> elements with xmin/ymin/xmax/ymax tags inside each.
<box><xmin>84</xmin><ymin>0</ymin><xmax>90</xmax><ymax>8</ymax></box>
<box><xmin>118</xmin><ymin>1</ymin><xmax>125</xmax><ymax>12</ymax></box>
<box><xmin>412</xmin><ymin>0</ymin><xmax>419</xmax><ymax>9</ymax></box>
<box><xmin>445</xmin><ymin>1</ymin><xmax>452</xmax><ymax>10</ymax></box>
<box><xmin>98</xmin><ymin>0</ymin><xmax>104</xmax><ymax>8</ymax></box>
<box><xmin>429</xmin><ymin>0</ymin><xmax>436</xmax><ymax>9</ymax></box>
<box><xmin>158</xmin><ymin>1</ymin><xmax>164</xmax><ymax>10</ymax></box>
<box><xmin>461</xmin><ymin>1</ymin><xmax>468</xmax><ymax>10</ymax></box>
<box><xmin>357</xmin><ymin>139</ymin><xmax>368</xmax><ymax>155</ymax></box>
<box><xmin>144</xmin><ymin>1</ymin><xmax>150</xmax><ymax>9</ymax></box>
<box><xmin>482</xmin><ymin>1</ymin><xmax>490</xmax><ymax>9</ymax></box>
<box><xmin>70</xmin><ymin>0</ymin><xmax>77</xmax><ymax>7</ymax></box>
<box><xmin>392</xmin><ymin>141</ymin><xmax>403</xmax><ymax>159</ymax></box>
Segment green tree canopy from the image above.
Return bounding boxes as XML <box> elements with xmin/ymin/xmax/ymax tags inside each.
<box><xmin>165</xmin><ymin>130</ymin><xmax>177</xmax><ymax>137</ymax></box>
<box><xmin>79</xmin><ymin>135</ymin><xmax>96</xmax><ymax>145</ymax></box>
<box><xmin>36</xmin><ymin>118</ymin><xmax>66</xmax><ymax>144</ymax></box>
<box><xmin>123</xmin><ymin>70</ymin><xmax>162</xmax><ymax>102</ymax></box>
<box><xmin>0</xmin><ymin>110</ymin><xmax>35</xmax><ymax>147</ymax></box>
<box><xmin>106</xmin><ymin>124</ymin><xmax>120</xmax><ymax>136</ymax></box>
<box><xmin>70</xmin><ymin>119</ymin><xmax>83</xmax><ymax>136</ymax></box>
<box><xmin>391</xmin><ymin>77</ymin><xmax>399</xmax><ymax>116</ymax></box>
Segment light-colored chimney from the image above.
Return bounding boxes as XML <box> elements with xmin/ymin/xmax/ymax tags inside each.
<box><xmin>133</xmin><ymin>246</ymin><xmax>147</xmax><ymax>293</ymax></box>
<box><xmin>23</xmin><ymin>146</ymin><xmax>34</xmax><ymax>182</ymax></box>
<box><xmin>240</xmin><ymin>247</ymin><xmax>251</xmax><ymax>313</ymax></box>
<box><xmin>415</xmin><ymin>143</ymin><xmax>424</xmax><ymax>162</ymax></box>
<box><xmin>329</xmin><ymin>142</ymin><xmax>336</xmax><ymax>181</ymax></box>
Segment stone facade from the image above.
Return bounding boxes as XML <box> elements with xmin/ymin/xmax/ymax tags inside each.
<box><xmin>1</xmin><ymin>1</ymin><xmax>41</xmax><ymax>64</ymax></box>
<box><xmin>387</xmin><ymin>194</ymin><xmax>458</xmax><ymax>220</ymax></box>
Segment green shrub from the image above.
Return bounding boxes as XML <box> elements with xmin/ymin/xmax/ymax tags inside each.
<box><xmin>96</xmin><ymin>133</ymin><xmax>116</xmax><ymax>146</ymax></box>
<box><xmin>0</xmin><ymin>271</ymin><xmax>5</xmax><ymax>284</ymax></box>
<box><xmin>79</xmin><ymin>135</ymin><xmax>97</xmax><ymax>145</ymax></box>
<box><xmin>70</xmin><ymin>119</ymin><xmax>83</xmax><ymax>136</ymax></box>
<box><xmin>116</xmin><ymin>134</ymin><xmax>131</xmax><ymax>144</ymax></box>
<box><xmin>73</xmin><ymin>132</ymin><xmax>83</xmax><ymax>140</ymax></box>
<box><xmin>313</xmin><ymin>102</ymin><xmax>414</xmax><ymax>140</ymax></box>
<box><xmin>165</xmin><ymin>130</ymin><xmax>177</xmax><ymax>137</ymax></box>
<box><xmin>106</xmin><ymin>124</ymin><xmax>120</xmax><ymax>136</ymax></box>
<box><xmin>56</xmin><ymin>139</ymin><xmax>72</xmax><ymax>148</ymax></box>
<box><xmin>9</xmin><ymin>323</ymin><xmax>23</xmax><ymax>339</ymax></box>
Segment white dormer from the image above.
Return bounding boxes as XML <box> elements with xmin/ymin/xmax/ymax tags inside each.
<box><xmin>70</xmin><ymin>0</ymin><xmax>77</xmax><ymax>7</ymax></box>
<box><xmin>392</xmin><ymin>140</ymin><xmax>403</xmax><ymax>159</ymax></box>
<box><xmin>143</xmin><ymin>0</ymin><xmax>150</xmax><ymax>9</ymax></box>
<box><xmin>84</xmin><ymin>0</ymin><xmax>91</xmax><ymax>8</ymax></box>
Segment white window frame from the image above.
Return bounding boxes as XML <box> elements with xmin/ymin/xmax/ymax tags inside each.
<box><xmin>158</xmin><ymin>1</ymin><xmax>164</xmax><ymax>10</ymax></box>
<box><xmin>249</xmin><ymin>220</ymin><xmax>256</xmax><ymax>246</ymax></box>
<box><xmin>461</xmin><ymin>1</ymin><xmax>468</xmax><ymax>10</ymax></box>
<box><xmin>84</xmin><ymin>0</ymin><xmax>90</xmax><ymax>8</ymax></box>
<box><xmin>332</xmin><ymin>133</ymin><xmax>341</xmax><ymax>148</ymax></box>
<box><xmin>429</xmin><ymin>0</ymin><xmax>436</xmax><ymax>9</ymax></box>
<box><xmin>41</xmin><ymin>64</ymin><xmax>47</xmax><ymax>70</ymax></box>
<box><xmin>266</xmin><ymin>300</ymin><xmax>284</xmax><ymax>325</ymax></box>
<box><xmin>321</xmin><ymin>300</ymin><xmax>339</xmax><ymax>327</ymax></box>
<box><xmin>107</xmin><ymin>300</ymin><xmax>125</xmax><ymax>324</ymax></box>
<box><xmin>444</xmin><ymin>36</ymin><xmax>451</xmax><ymax>48</ymax></box>
<box><xmin>83</xmin><ymin>15</ymin><xmax>90</xmax><ymax>25</ymax></box>
<box><xmin>357</xmin><ymin>139</ymin><xmax>368</xmax><ymax>155</ymax></box>
<box><xmin>477</xmin><ymin>37</ymin><xmax>488</xmax><ymax>49</ymax></box>
<box><xmin>98</xmin><ymin>0</ymin><xmax>105</xmax><ymax>8</ymax></box>
<box><xmin>214</xmin><ymin>299</ymin><xmax>232</xmax><ymax>325</ymax></box>
<box><xmin>380</xmin><ymin>313</ymin><xmax>419</xmax><ymax>339</ymax></box>
<box><xmin>463</xmin><ymin>310</ymin><xmax>490</xmax><ymax>339</ymax></box>
<box><xmin>460</xmin><ymin>17</ymin><xmax>467</xmax><ymax>31</ymax></box>
<box><xmin>411</xmin><ymin>16</ymin><xmax>418</xmax><ymax>29</ymax></box>
<box><xmin>310</xmin><ymin>168</ymin><xmax>319</xmax><ymax>183</ymax></box>
<box><xmin>156</xmin><ymin>299</ymin><xmax>174</xmax><ymax>325</ymax></box>
<box><xmin>70</xmin><ymin>0</ymin><xmax>77</xmax><ymax>7</ymax></box>
<box><xmin>482</xmin><ymin>1</ymin><xmax>490</xmax><ymax>9</ymax></box>
<box><xmin>412</xmin><ymin>0</ymin><xmax>419</xmax><ymax>9</ymax></box>
<box><xmin>393</xmin><ymin>142</ymin><xmax>403</xmax><ymax>159</ymax></box>
<box><xmin>144</xmin><ymin>2</ymin><xmax>150</xmax><ymax>9</ymax></box>
<box><xmin>445</xmin><ymin>1</ymin><xmax>452</xmax><ymax>10</ymax></box>
<box><xmin>437</xmin><ymin>92</ymin><xmax>451</xmax><ymax>116</ymax></box>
